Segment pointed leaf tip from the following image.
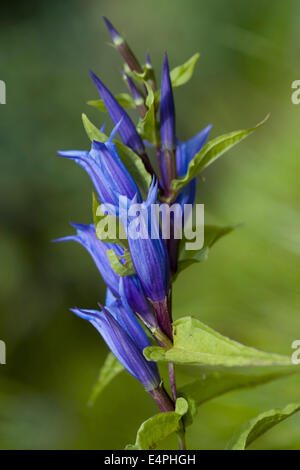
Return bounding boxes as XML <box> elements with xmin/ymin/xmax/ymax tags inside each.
<box><xmin>225</xmin><ymin>403</ymin><xmax>300</xmax><ymax>450</ymax></box>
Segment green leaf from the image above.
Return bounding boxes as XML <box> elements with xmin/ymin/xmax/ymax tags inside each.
<box><xmin>171</xmin><ymin>115</ymin><xmax>269</xmax><ymax>195</ymax></box>
<box><xmin>107</xmin><ymin>248</ymin><xmax>135</xmax><ymax>277</ymax></box>
<box><xmin>82</xmin><ymin>113</ymin><xmax>108</xmax><ymax>142</ymax></box>
<box><xmin>225</xmin><ymin>403</ymin><xmax>300</xmax><ymax>450</ymax></box>
<box><xmin>82</xmin><ymin>114</ymin><xmax>151</xmax><ymax>196</ymax></box>
<box><xmin>179</xmin><ymin>368</ymin><xmax>298</xmax><ymax>426</ymax></box>
<box><xmin>136</xmin><ymin>82</ymin><xmax>158</xmax><ymax>146</ymax></box>
<box><xmin>88</xmin><ymin>93</ymin><xmax>135</xmax><ymax>112</ymax></box>
<box><xmin>170</xmin><ymin>53</ymin><xmax>200</xmax><ymax>88</ymax></box>
<box><xmin>126</xmin><ymin>398</ymin><xmax>188</xmax><ymax>450</ymax></box>
<box><xmin>144</xmin><ymin>317</ymin><xmax>293</xmax><ymax>367</ymax></box>
<box><xmin>88</xmin><ymin>352</ymin><xmax>124</xmax><ymax>406</ymax></box>
<box><xmin>176</xmin><ymin>224</ymin><xmax>237</xmax><ymax>277</ymax></box>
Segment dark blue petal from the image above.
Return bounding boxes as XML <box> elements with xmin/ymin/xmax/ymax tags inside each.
<box><xmin>103</xmin><ymin>16</ymin><xmax>122</xmax><ymax>45</ymax></box>
<box><xmin>89</xmin><ymin>70</ymin><xmax>145</xmax><ymax>156</ymax></box>
<box><xmin>71</xmin><ymin>305</ymin><xmax>160</xmax><ymax>390</ymax></box>
<box><xmin>125</xmin><ymin>179</ymin><xmax>170</xmax><ymax>302</ymax></box>
<box><xmin>176</xmin><ymin>124</ymin><xmax>212</xmax><ymax>177</ymax></box>
<box><xmin>175</xmin><ymin>124</ymin><xmax>212</xmax><ymax>210</ymax></box>
<box><xmin>58</xmin><ymin>139</ymin><xmax>141</xmax><ymax>206</ymax></box>
<box><xmin>160</xmin><ymin>53</ymin><xmax>176</xmax><ymax>151</ymax></box>
<box><xmin>119</xmin><ymin>275</ymin><xmax>157</xmax><ymax>328</ymax></box>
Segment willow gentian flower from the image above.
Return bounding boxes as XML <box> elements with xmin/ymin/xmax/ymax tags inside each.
<box><xmin>54</xmin><ymin>223</ymin><xmax>121</xmax><ymax>295</ymax></box>
<box><xmin>54</xmin><ymin>223</ymin><xmax>160</xmax><ymax>329</ymax></box>
<box><xmin>58</xmin><ymin>131</ymin><xmax>141</xmax><ymax>207</ymax></box>
<box><xmin>159</xmin><ymin>53</ymin><xmax>177</xmax><ymax>195</ymax></box>
<box><xmin>126</xmin><ymin>179</ymin><xmax>170</xmax><ymax>302</ymax></box>
<box><xmin>71</xmin><ymin>295</ymin><xmax>160</xmax><ymax>391</ymax></box>
<box><xmin>123</xmin><ymin>179</ymin><xmax>172</xmax><ymax>337</ymax></box>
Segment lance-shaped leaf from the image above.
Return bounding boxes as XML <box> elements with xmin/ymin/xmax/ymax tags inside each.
<box><xmin>171</xmin><ymin>115</ymin><xmax>269</xmax><ymax>196</ymax></box>
<box><xmin>136</xmin><ymin>82</ymin><xmax>158</xmax><ymax>145</ymax></box>
<box><xmin>225</xmin><ymin>403</ymin><xmax>300</xmax><ymax>450</ymax></box>
<box><xmin>178</xmin><ymin>368</ymin><xmax>298</xmax><ymax>426</ymax></box>
<box><xmin>170</xmin><ymin>53</ymin><xmax>200</xmax><ymax>88</ymax></box>
<box><xmin>126</xmin><ymin>398</ymin><xmax>188</xmax><ymax>450</ymax></box>
<box><xmin>88</xmin><ymin>352</ymin><xmax>124</xmax><ymax>406</ymax></box>
<box><xmin>175</xmin><ymin>224</ymin><xmax>237</xmax><ymax>278</ymax></box>
<box><xmin>144</xmin><ymin>317</ymin><xmax>293</xmax><ymax>367</ymax></box>
<box><xmin>82</xmin><ymin>114</ymin><xmax>151</xmax><ymax>196</ymax></box>
<box><xmin>82</xmin><ymin>113</ymin><xmax>108</xmax><ymax>143</ymax></box>
<box><xmin>88</xmin><ymin>93</ymin><xmax>135</xmax><ymax>112</ymax></box>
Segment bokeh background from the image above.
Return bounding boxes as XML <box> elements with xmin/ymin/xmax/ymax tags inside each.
<box><xmin>1</xmin><ymin>0</ymin><xmax>300</xmax><ymax>450</ymax></box>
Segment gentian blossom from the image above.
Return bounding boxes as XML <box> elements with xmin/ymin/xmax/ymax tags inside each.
<box><xmin>71</xmin><ymin>298</ymin><xmax>160</xmax><ymax>392</ymax></box>
<box><xmin>55</xmin><ymin>16</ymin><xmax>215</xmax><ymax>420</ymax></box>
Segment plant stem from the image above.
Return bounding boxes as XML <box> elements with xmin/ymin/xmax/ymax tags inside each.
<box><xmin>149</xmin><ymin>384</ymin><xmax>174</xmax><ymax>412</ymax></box>
<box><xmin>168</xmin><ymin>362</ymin><xmax>177</xmax><ymax>400</ymax></box>
<box><xmin>167</xmin><ymin>287</ymin><xmax>187</xmax><ymax>450</ymax></box>
<box><xmin>177</xmin><ymin>427</ymin><xmax>187</xmax><ymax>450</ymax></box>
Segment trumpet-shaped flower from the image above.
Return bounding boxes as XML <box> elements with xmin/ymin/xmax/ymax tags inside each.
<box><xmin>124</xmin><ymin>179</ymin><xmax>170</xmax><ymax>303</ymax></box>
<box><xmin>54</xmin><ymin>223</ymin><xmax>121</xmax><ymax>295</ymax></box>
<box><xmin>71</xmin><ymin>294</ymin><xmax>160</xmax><ymax>391</ymax></box>
<box><xmin>58</xmin><ymin>132</ymin><xmax>141</xmax><ymax>207</ymax></box>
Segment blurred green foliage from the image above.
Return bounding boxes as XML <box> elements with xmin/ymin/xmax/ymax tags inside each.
<box><xmin>0</xmin><ymin>0</ymin><xmax>300</xmax><ymax>449</ymax></box>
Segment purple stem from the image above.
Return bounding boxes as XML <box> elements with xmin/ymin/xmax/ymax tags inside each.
<box><xmin>149</xmin><ymin>384</ymin><xmax>174</xmax><ymax>412</ymax></box>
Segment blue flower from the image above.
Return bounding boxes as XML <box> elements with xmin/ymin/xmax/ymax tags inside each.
<box><xmin>58</xmin><ymin>130</ymin><xmax>141</xmax><ymax>207</ymax></box>
<box><xmin>125</xmin><ymin>179</ymin><xmax>170</xmax><ymax>303</ymax></box>
<box><xmin>160</xmin><ymin>53</ymin><xmax>176</xmax><ymax>152</ymax></box>
<box><xmin>71</xmin><ymin>293</ymin><xmax>160</xmax><ymax>391</ymax></box>
<box><xmin>175</xmin><ymin>124</ymin><xmax>212</xmax><ymax>209</ymax></box>
<box><xmin>54</xmin><ymin>223</ymin><xmax>158</xmax><ymax>328</ymax></box>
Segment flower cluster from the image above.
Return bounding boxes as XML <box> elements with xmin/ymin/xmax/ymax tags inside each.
<box><xmin>55</xmin><ymin>17</ymin><xmax>211</xmax><ymax>412</ymax></box>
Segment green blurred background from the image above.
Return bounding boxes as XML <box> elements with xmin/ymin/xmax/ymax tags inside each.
<box><xmin>0</xmin><ymin>0</ymin><xmax>300</xmax><ymax>450</ymax></box>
